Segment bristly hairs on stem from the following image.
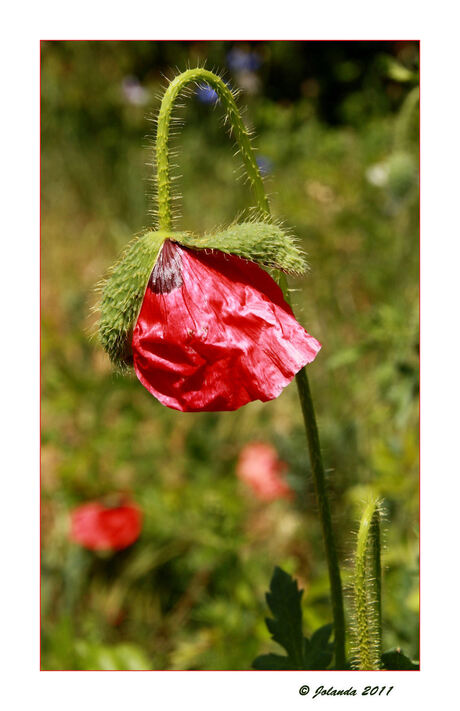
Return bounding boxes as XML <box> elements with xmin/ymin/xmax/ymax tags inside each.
<box><xmin>145</xmin><ymin>64</ymin><xmax>275</xmax><ymax>240</ymax></box>
<box><xmin>350</xmin><ymin>495</ymin><xmax>384</xmax><ymax>670</ymax></box>
<box><xmin>152</xmin><ymin>66</ymin><xmax>270</xmax><ymax>232</ymax></box>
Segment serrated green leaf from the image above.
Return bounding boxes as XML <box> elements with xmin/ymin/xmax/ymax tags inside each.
<box><xmin>252</xmin><ymin>567</ymin><xmax>335</xmax><ymax>670</ymax></box>
<box><xmin>381</xmin><ymin>648</ymin><xmax>419</xmax><ymax>670</ymax></box>
<box><xmin>264</xmin><ymin>566</ymin><xmax>305</xmax><ymax>668</ymax></box>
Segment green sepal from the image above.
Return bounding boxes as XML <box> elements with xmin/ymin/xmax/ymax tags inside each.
<box><xmin>98</xmin><ymin>230</ymin><xmax>185</xmax><ymax>370</ymax></box>
<box><xmin>176</xmin><ymin>222</ymin><xmax>308</xmax><ymax>275</ymax></box>
<box><xmin>98</xmin><ymin>221</ymin><xmax>306</xmax><ymax>370</ymax></box>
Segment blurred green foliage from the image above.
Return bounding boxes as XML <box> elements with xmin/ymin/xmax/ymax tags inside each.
<box><xmin>41</xmin><ymin>41</ymin><xmax>419</xmax><ymax>670</ymax></box>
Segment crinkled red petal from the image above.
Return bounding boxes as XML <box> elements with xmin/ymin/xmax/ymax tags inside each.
<box><xmin>132</xmin><ymin>240</ymin><xmax>321</xmax><ymax>412</ymax></box>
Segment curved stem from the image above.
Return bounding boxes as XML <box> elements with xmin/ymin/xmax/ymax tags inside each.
<box><xmin>155</xmin><ymin>68</ymin><xmax>346</xmax><ymax>669</ymax></box>
<box><xmin>155</xmin><ymin>68</ymin><xmax>269</xmax><ymax>230</ymax></box>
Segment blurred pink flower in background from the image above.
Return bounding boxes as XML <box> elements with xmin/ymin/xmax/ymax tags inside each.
<box><xmin>236</xmin><ymin>443</ymin><xmax>293</xmax><ymax>502</ymax></box>
<box><xmin>70</xmin><ymin>500</ymin><xmax>142</xmax><ymax>552</ymax></box>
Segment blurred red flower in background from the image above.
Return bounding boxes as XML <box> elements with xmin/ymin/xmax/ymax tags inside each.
<box><xmin>70</xmin><ymin>501</ymin><xmax>142</xmax><ymax>551</ymax></box>
<box><xmin>236</xmin><ymin>442</ymin><xmax>293</xmax><ymax>501</ymax></box>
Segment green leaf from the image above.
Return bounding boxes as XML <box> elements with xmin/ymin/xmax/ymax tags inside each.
<box><xmin>251</xmin><ymin>567</ymin><xmax>335</xmax><ymax>670</ymax></box>
<box><xmin>381</xmin><ymin>648</ymin><xmax>419</xmax><ymax>670</ymax></box>
<box><xmin>264</xmin><ymin>566</ymin><xmax>305</xmax><ymax>668</ymax></box>
<box><xmin>304</xmin><ymin>623</ymin><xmax>334</xmax><ymax>670</ymax></box>
<box><xmin>310</xmin><ymin>623</ymin><xmax>333</xmax><ymax>649</ymax></box>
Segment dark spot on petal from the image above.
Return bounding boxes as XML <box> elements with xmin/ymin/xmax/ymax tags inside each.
<box><xmin>148</xmin><ymin>239</ymin><xmax>183</xmax><ymax>294</ymax></box>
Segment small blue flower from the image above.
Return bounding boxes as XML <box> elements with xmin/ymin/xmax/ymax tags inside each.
<box><xmin>227</xmin><ymin>48</ymin><xmax>261</xmax><ymax>73</ymax></box>
<box><xmin>256</xmin><ymin>155</ymin><xmax>273</xmax><ymax>177</ymax></box>
<box><xmin>196</xmin><ymin>84</ymin><xmax>219</xmax><ymax>104</ymax></box>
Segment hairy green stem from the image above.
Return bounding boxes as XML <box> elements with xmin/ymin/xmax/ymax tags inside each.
<box><xmin>156</xmin><ymin>68</ymin><xmax>269</xmax><ymax>230</ymax></box>
<box><xmin>353</xmin><ymin>496</ymin><xmax>382</xmax><ymax>670</ymax></box>
<box><xmin>155</xmin><ymin>68</ymin><xmax>346</xmax><ymax>669</ymax></box>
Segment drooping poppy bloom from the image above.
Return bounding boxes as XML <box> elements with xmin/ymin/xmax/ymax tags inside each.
<box><xmin>132</xmin><ymin>241</ymin><xmax>320</xmax><ymax>412</ymax></box>
<box><xmin>70</xmin><ymin>501</ymin><xmax>142</xmax><ymax>552</ymax></box>
<box><xmin>98</xmin><ymin>223</ymin><xmax>321</xmax><ymax>412</ymax></box>
<box><xmin>236</xmin><ymin>442</ymin><xmax>293</xmax><ymax>501</ymax></box>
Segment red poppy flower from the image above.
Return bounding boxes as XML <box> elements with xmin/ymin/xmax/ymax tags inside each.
<box><xmin>236</xmin><ymin>442</ymin><xmax>293</xmax><ymax>501</ymax></box>
<box><xmin>70</xmin><ymin>501</ymin><xmax>142</xmax><ymax>551</ymax></box>
<box><xmin>131</xmin><ymin>240</ymin><xmax>321</xmax><ymax>412</ymax></box>
<box><xmin>98</xmin><ymin>223</ymin><xmax>321</xmax><ymax>412</ymax></box>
